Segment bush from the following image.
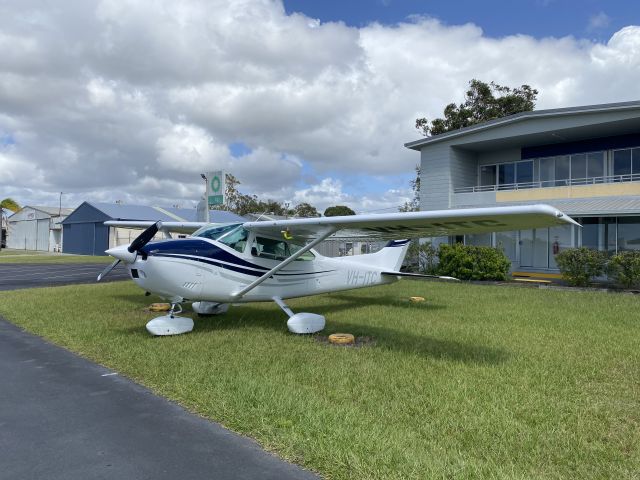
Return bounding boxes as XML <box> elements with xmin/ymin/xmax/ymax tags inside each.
<box><xmin>403</xmin><ymin>241</ymin><xmax>439</xmax><ymax>274</ymax></box>
<box><xmin>607</xmin><ymin>250</ymin><xmax>640</xmax><ymax>289</ymax></box>
<box><xmin>555</xmin><ymin>247</ymin><xmax>607</xmax><ymax>287</ymax></box>
<box><xmin>437</xmin><ymin>243</ymin><xmax>510</xmax><ymax>281</ymax></box>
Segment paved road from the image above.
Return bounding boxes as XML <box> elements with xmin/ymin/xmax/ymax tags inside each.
<box><xmin>0</xmin><ymin>318</ymin><xmax>318</xmax><ymax>480</ymax></box>
<box><xmin>0</xmin><ymin>263</ymin><xmax>129</xmax><ymax>291</ymax></box>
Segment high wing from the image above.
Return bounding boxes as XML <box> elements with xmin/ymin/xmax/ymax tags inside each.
<box><xmin>242</xmin><ymin>204</ymin><xmax>580</xmax><ymax>241</ymax></box>
<box><xmin>104</xmin><ymin>220</ymin><xmax>208</xmax><ymax>235</ymax></box>
<box><xmin>104</xmin><ymin>204</ymin><xmax>579</xmax><ymax>241</ymax></box>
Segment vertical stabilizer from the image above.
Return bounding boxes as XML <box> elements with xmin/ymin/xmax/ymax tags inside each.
<box><xmin>339</xmin><ymin>239</ymin><xmax>410</xmax><ymax>271</ymax></box>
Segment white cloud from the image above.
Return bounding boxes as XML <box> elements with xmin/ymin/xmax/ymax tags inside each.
<box><xmin>0</xmin><ymin>1</ymin><xmax>639</xmax><ymax>213</ymax></box>
<box><xmin>291</xmin><ymin>177</ymin><xmax>413</xmax><ymax>213</ymax></box>
<box><xmin>588</xmin><ymin>12</ymin><xmax>611</xmax><ymax>31</ymax></box>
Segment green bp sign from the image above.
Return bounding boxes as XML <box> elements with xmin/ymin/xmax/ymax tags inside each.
<box><xmin>206</xmin><ymin>170</ymin><xmax>225</xmax><ymax>206</ymax></box>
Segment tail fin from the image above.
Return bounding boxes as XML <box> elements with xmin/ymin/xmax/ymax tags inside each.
<box><xmin>344</xmin><ymin>239</ymin><xmax>410</xmax><ymax>271</ymax></box>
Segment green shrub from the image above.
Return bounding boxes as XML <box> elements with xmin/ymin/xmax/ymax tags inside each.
<box><xmin>403</xmin><ymin>241</ymin><xmax>439</xmax><ymax>274</ymax></box>
<box><xmin>437</xmin><ymin>243</ymin><xmax>510</xmax><ymax>281</ymax></box>
<box><xmin>607</xmin><ymin>250</ymin><xmax>640</xmax><ymax>289</ymax></box>
<box><xmin>555</xmin><ymin>247</ymin><xmax>607</xmax><ymax>287</ymax></box>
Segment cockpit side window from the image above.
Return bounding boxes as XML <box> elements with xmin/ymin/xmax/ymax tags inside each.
<box><xmin>218</xmin><ymin>227</ymin><xmax>249</xmax><ymax>253</ymax></box>
<box><xmin>252</xmin><ymin>236</ymin><xmax>315</xmax><ymax>261</ymax></box>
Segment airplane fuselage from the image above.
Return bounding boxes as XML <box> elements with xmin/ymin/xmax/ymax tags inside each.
<box><xmin>127</xmin><ymin>237</ymin><xmax>397</xmax><ymax>304</ymax></box>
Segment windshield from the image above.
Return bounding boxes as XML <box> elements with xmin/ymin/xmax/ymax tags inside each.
<box><xmin>192</xmin><ymin>223</ymin><xmax>242</xmax><ymax>240</ymax></box>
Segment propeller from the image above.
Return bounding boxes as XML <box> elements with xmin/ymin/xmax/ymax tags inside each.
<box><xmin>97</xmin><ymin>221</ymin><xmax>162</xmax><ymax>282</ymax></box>
<box><xmin>128</xmin><ymin>221</ymin><xmax>161</xmax><ymax>254</ymax></box>
<box><xmin>97</xmin><ymin>259</ymin><xmax>120</xmax><ymax>282</ymax></box>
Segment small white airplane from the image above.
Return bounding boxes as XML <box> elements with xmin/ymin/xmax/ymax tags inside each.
<box><xmin>98</xmin><ymin>205</ymin><xmax>578</xmax><ymax>336</ymax></box>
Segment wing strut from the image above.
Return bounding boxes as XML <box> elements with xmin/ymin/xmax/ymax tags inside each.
<box><xmin>231</xmin><ymin>227</ymin><xmax>337</xmax><ymax>299</ymax></box>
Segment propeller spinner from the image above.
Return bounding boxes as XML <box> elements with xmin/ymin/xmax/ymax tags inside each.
<box><xmin>97</xmin><ymin>221</ymin><xmax>162</xmax><ymax>282</ymax></box>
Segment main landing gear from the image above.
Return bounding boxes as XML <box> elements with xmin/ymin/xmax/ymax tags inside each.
<box><xmin>145</xmin><ymin>297</ymin><xmax>324</xmax><ymax>336</ymax></box>
<box><xmin>272</xmin><ymin>296</ymin><xmax>325</xmax><ymax>334</ymax></box>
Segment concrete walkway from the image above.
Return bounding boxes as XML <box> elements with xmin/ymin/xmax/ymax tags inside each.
<box><xmin>0</xmin><ymin>318</ymin><xmax>318</xmax><ymax>480</ymax></box>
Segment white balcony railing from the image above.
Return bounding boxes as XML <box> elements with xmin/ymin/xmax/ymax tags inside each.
<box><xmin>454</xmin><ymin>173</ymin><xmax>640</xmax><ymax>194</ymax></box>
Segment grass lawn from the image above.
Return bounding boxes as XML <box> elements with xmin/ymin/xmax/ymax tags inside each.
<box><xmin>0</xmin><ymin>250</ymin><xmax>112</xmax><ymax>263</ymax></box>
<box><xmin>0</xmin><ymin>280</ymin><xmax>638</xmax><ymax>479</ymax></box>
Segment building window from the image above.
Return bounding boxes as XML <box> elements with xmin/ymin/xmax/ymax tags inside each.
<box><xmin>498</xmin><ymin>163</ymin><xmax>515</xmax><ymax>187</ymax></box>
<box><xmin>465</xmin><ymin>233</ymin><xmax>492</xmax><ymax>246</ymax></box>
<box><xmin>516</xmin><ymin>160</ymin><xmax>534</xmax><ymax>184</ymax></box>
<box><xmin>554</xmin><ymin>155</ymin><xmax>570</xmax><ymax>186</ymax></box>
<box><xmin>617</xmin><ymin>217</ymin><xmax>640</xmax><ymax>251</ymax></box>
<box><xmin>580</xmin><ymin>217</ymin><xmax>616</xmax><ymax>253</ymax></box>
<box><xmin>613</xmin><ymin>149</ymin><xmax>632</xmax><ymax>177</ymax></box>
<box><xmin>587</xmin><ymin>152</ymin><xmax>605</xmax><ymax>178</ymax></box>
<box><xmin>480</xmin><ymin>165</ymin><xmax>496</xmax><ymax>186</ymax></box>
<box><xmin>570</xmin><ymin>153</ymin><xmax>587</xmax><ymax>184</ymax></box>
<box><xmin>480</xmin><ymin>160</ymin><xmax>533</xmax><ymax>189</ymax></box>
<box><xmin>540</xmin><ymin>157</ymin><xmax>555</xmax><ymax>187</ymax></box>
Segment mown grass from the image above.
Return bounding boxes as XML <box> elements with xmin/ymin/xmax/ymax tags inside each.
<box><xmin>0</xmin><ymin>281</ymin><xmax>638</xmax><ymax>479</ymax></box>
<box><xmin>0</xmin><ymin>250</ymin><xmax>112</xmax><ymax>263</ymax></box>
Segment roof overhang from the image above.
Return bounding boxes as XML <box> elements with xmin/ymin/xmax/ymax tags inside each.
<box><xmin>405</xmin><ymin>100</ymin><xmax>640</xmax><ymax>152</ymax></box>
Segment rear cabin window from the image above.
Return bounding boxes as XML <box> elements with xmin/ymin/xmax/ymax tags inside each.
<box><xmin>252</xmin><ymin>237</ymin><xmax>314</xmax><ymax>261</ymax></box>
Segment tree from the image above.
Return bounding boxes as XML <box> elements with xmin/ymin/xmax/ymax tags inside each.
<box><xmin>213</xmin><ymin>174</ymin><xmax>319</xmax><ymax>217</ymax></box>
<box><xmin>415</xmin><ymin>79</ymin><xmax>538</xmax><ymax>136</ymax></box>
<box><xmin>291</xmin><ymin>202</ymin><xmax>320</xmax><ymax>218</ymax></box>
<box><xmin>399</xmin><ymin>165</ymin><xmax>421</xmax><ymax>212</ymax></box>
<box><xmin>324</xmin><ymin>205</ymin><xmax>355</xmax><ymax>217</ymax></box>
<box><xmin>0</xmin><ymin>198</ymin><xmax>20</xmax><ymax>212</ymax></box>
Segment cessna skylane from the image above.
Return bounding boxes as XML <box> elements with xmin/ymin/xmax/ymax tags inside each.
<box><xmin>98</xmin><ymin>205</ymin><xmax>579</xmax><ymax>336</ymax></box>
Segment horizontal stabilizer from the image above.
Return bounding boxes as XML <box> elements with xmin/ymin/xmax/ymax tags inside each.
<box><xmin>381</xmin><ymin>271</ymin><xmax>459</xmax><ymax>281</ymax></box>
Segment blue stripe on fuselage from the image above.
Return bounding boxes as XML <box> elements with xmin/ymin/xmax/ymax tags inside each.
<box><xmin>152</xmin><ymin>253</ymin><xmax>335</xmax><ymax>278</ymax></box>
<box><xmin>142</xmin><ymin>239</ymin><xmax>269</xmax><ymax>271</ymax></box>
<box><xmin>141</xmin><ymin>239</ymin><xmax>333</xmax><ymax>278</ymax></box>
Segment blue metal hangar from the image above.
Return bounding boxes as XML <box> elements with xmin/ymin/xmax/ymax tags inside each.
<box><xmin>61</xmin><ymin>202</ymin><xmax>244</xmax><ymax>256</ymax></box>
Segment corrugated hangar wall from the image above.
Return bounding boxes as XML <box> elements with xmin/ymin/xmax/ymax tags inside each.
<box><xmin>7</xmin><ymin>208</ymin><xmax>51</xmax><ymax>251</ymax></box>
<box><xmin>63</xmin><ymin>222</ymin><xmax>109</xmax><ymax>255</ymax></box>
<box><xmin>62</xmin><ymin>203</ymin><xmax>111</xmax><ymax>255</ymax></box>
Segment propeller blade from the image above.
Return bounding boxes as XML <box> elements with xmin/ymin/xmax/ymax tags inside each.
<box><xmin>128</xmin><ymin>221</ymin><xmax>161</xmax><ymax>253</ymax></box>
<box><xmin>97</xmin><ymin>259</ymin><xmax>121</xmax><ymax>282</ymax></box>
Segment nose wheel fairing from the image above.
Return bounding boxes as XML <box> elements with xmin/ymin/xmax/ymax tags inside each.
<box><xmin>146</xmin><ymin>315</ymin><xmax>194</xmax><ymax>336</ymax></box>
<box><xmin>146</xmin><ymin>302</ymin><xmax>194</xmax><ymax>336</ymax></box>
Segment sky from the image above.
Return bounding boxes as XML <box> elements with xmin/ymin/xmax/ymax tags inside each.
<box><xmin>1</xmin><ymin>0</ymin><xmax>639</xmax><ymax>215</ymax></box>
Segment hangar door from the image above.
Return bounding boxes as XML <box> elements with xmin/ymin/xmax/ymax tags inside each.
<box><xmin>7</xmin><ymin>220</ymin><xmax>33</xmax><ymax>250</ymax></box>
<box><xmin>36</xmin><ymin>219</ymin><xmax>49</xmax><ymax>251</ymax></box>
<box><xmin>63</xmin><ymin>222</ymin><xmax>109</xmax><ymax>255</ymax></box>
<box><xmin>7</xmin><ymin>218</ymin><xmax>50</xmax><ymax>251</ymax></box>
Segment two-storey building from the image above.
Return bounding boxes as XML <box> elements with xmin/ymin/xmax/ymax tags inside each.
<box><xmin>405</xmin><ymin>100</ymin><xmax>640</xmax><ymax>272</ymax></box>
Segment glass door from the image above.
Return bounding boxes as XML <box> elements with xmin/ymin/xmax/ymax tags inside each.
<box><xmin>519</xmin><ymin>230</ymin><xmax>533</xmax><ymax>267</ymax></box>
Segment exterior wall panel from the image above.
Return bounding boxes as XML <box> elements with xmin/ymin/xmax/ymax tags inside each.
<box><xmin>420</xmin><ymin>143</ymin><xmax>452</xmax><ymax>211</ymax></box>
<box><xmin>7</xmin><ymin>221</ymin><xmax>34</xmax><ymax>250</ymax></box>
<box><xmin>36</xmin><ymin>219</ymin><xmax>49</xmax><ymax>251</ymax></box>
<box><xmin>477</xmin><ymin>148</ymin><xmax>521</xmax><ymax>166</ymax></box>
<box><xmin>450</xmin><ymin>148</ymin><xmax>477</xmax><ymax>191</ymax></box>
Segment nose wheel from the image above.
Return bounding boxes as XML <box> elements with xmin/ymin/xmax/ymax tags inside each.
<box><xmin>146</xmin><ymin>301</ymin><xmax>194</xmax><ymax>336</ymax></box>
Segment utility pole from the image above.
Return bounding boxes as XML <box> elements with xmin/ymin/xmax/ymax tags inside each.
<box><xmin>59</xmin><ymin>192</ymin><xmax>64</xmax><ymax>217</ymax></box>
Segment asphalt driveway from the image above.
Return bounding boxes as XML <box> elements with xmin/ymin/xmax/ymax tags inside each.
<box><xmin>0</xmin><ymin>263</ymin><xmax>129</xmax><ymax>291</ymax></box>
<box><xmin>0</xmin><ymin>261</ymin><xmax>318</xmax><ymax>479</ymax></box>
<box><xmin>0</xmin><ymin>317</ymin><xmax>318</xmax><ymax>480</ymax></box>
